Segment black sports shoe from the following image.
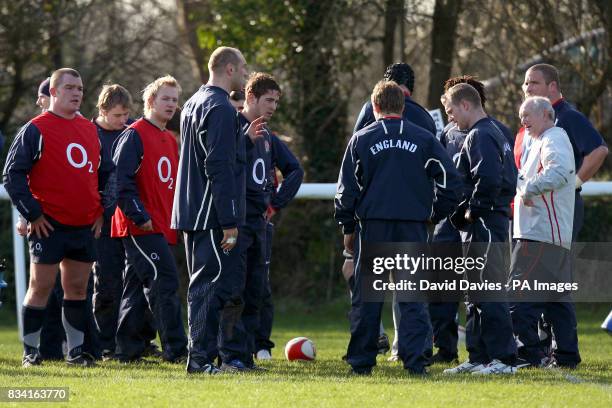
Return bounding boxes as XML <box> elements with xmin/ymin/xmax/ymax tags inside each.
<box><xmin>163</xmin><ymin>352</ymin><xmax>188</xmax><ymax>364</ymax></box>
<box><xmin>377</xmin><ymin>333</ymin><xmax>390</xmax><ymax>355</ymax></box>
<box><xmin>406</xmin><ymin>367</ymin><xmax>428</xmax><ymax>376</ymax></box>
<box><xmin>101</xmin><ymin>350</ymin><xmax>115</xmax><ymax>361</ymax></box>
<box><xmin>66</xmin><ymin>352</ymin><xmax>96</xmax><ymax>367</ymax></box>
<box><xmin>350</xmin><ymin>366</ymin><xmax>372</xmax><ymax>376</ymax></box>
<box><xmin>430</xmin><ymin>352</ymin><xmax>459</xmax><ymax>364</ymax></box>
<box><xmin>220</xmin><ymin>359</ymin><xmax>250</xmax><ymax>373</ymax></box>
<box><xmin>22</xmin><ymin>352</ymin><xmax>42</xmax><ymax>368</ymax></box>
<box><xmin>186</xmin><ymin>357</ymin><xmax>221</xmax><ymax>375</ymax></box>
<box><xmin>142</xmin><ymin>342</ymin><xmax>163</xmax><ymax>358</ymax></box>
<box><xmin>543</xmin><ymin>358</ymin><xmax>577</xmax><ymax>370</ymax></box>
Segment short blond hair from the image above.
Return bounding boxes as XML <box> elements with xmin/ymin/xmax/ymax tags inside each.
<box><xmin>445</xmin><ymin>83</ymin><xmax>482</xmax><ymax>109</ymax></box>
<box><xmin>371</xmin><ymin>80</ymin><xmax>404</xmax><ymax>114</ymax></box>
<box><xmin>142</xmin><ymin>75</ymin><xmax>181</xmax><ymax>116</ymax></box>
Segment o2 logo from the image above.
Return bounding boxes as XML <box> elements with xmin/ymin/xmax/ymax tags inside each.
<box><xmin>66</xmin><ymin>143</ymin><xmax>93</xmax><ymax>173</ymax></box>
<box><xmin>252</xmin><ymin>158</ymin><xmax>265</xmax><ymax>186</ymax></box>
<box><xmin>157</xmin><ymin>157</ymin><xmax>174</xmax><ymax>189</ymax></box>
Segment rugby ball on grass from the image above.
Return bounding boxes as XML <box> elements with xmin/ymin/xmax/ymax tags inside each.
<box><xmin>285</xmin><ymin>337</ymin><xmax>316</xmax><ymax>361</ymax></box>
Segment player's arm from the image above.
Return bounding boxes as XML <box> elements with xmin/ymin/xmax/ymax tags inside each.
<box><xmin>203</xmin><ymin>105</ymin><xmax>239</xmax><ymax>229</ymax></box>
<box><xmin>269</xmin><ymin>134</ymin><xmax>304</xmax><ymax>210</ymax></box>
<box><xmin>522</xmin><ymin>134</ymin><xmax>574</xmax><ymax>198</ymax></box>
<box><xmin>113</xmin><ymin>129</ymin><xmax>150</xmax><ymax>227</ymax></box>
<box><xmin>562</xmin><ymin>111</ymin><xmax>608</xmax><ymax>186</ymax></box>
<box><xmin>425</xmin><ymin>138</ymin><xmax>460</xmax><ymax>223</ymax></box>
<box><xmin>2</xmin><ymin>123</ymin><xmax>44</xmax><ymax>222</ymax></box>
<box><xmin>334</xmin><ymin>136</ymin><xmax>360</xmax><ymax>237</ymax></box>
<box><xmin>465</xmin><ymin>131</ymin><xmax>503</xmax><ymax>219</ymax></box>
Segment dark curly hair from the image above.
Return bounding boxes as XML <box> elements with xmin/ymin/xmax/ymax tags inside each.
<box><xmin>383</xmin><ymin>63</ymin><xmax>415</xmax><ymax>93</ymax></box>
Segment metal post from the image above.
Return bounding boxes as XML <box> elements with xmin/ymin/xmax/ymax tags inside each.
<box><xmin>11</xmin><ymin>206</ymin><xmax>26</xmax><ymax>339</ymax></box>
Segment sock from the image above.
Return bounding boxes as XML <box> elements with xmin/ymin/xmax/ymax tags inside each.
<box><xmin>62</xmin><ymin>299</ymin><xmax>86</xmax><ymax>358</ymax></box>
<box><xmin>22</xmin><ymin>304</ymin><xmax>46</xmax><ymax>355</ymax></box>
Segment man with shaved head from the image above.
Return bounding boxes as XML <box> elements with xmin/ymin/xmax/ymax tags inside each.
<box><xmin>172</xmin><ymin>46</ymin><xmax>265</xmax><ymax>374</ymax></box>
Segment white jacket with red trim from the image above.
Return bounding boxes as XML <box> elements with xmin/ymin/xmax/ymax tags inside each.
<box><xmin>513</xmin><ymin>126</ymin><xmax>575</xmax><ymax>250</ymax></box>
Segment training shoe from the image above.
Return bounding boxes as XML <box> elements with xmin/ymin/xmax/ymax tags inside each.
<box><xmin>443</xmin><ymin>360</ymin><xmax>486</xmax><ymax>374</ymax></box>
<box><xmin>350</xmin><ymin>366</ymin><xmax>372</xmax><ymax>376</ymax></box>
<box><xmin>430</xmin><ymin>352</ymin><xmax>459</xmax><ymax>364</ymax></box>
<box><xmin>220</xmin><ymin>359</ymin><xmax>250</xmax><ymax>373</ymax></box>
<box><xmin>377</xmin><ymin>333</ymin><xmax>390</xmax><ymax>354</ymax></box>
<box><xmin>406</xmin><ymin>367</ymin><xmax>428</xmax><ymax>376</ymax></box>
<box><xmin>22</xmin><ymin>352</ymin><xmax>42</xmax><ymax>367</ymax></box>
<box><xmin>101</xmin><ymin>350</ymin><xmax>115</xmax><ymax>361</ymax></box>
<box><xmin>472</xmin><ymin>359</ymin><xmax>517</xmax><ymax>375</ymax></box>
<box><xmin>142</xmin><ymin>342</ymin><xmax>163</xmax><ymax>358</ymax></box>
<box><xmin>256</xmin><ymin>349</ymin><xmax>272</xmax><ymax>360</ymax></box>
<box><xmin>163</xmin><ymin>353</ymin><xmax>188</xmax><ymax>364</ymax></box>
<box><xmin>515</xmin><ymin>356</ymin><xmax>534</xmax><ymax>369</ymax></box>
<box><xmin>186</xmin><ymin>357</ymin><xmax>221</xmax><ymax>375</ymax></box>
<box><xmin>543</xmin><ymin>358</ymin><xmax>577</xmax><ymax>370</ymax></box>
<box><xmin>66</xmin><ymin>352</ymin><xmax>96</xmax><ymax>367</ymax></box>
<box><xmin>387</xmin><ymin>354</ymin><xmax>399</xmax><ymax>362</ymax></box>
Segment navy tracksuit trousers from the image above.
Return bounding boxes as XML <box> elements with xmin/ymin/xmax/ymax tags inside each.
<box><xmin>461</xmin><ymin>212</ymin><xmax>516</xmax><ymax>365</ymax></box>
<box><xmin>184</xmin><ymin>229</ymin><xmax>246</xmax><ymax>365</ymax></box>
<box><xmin>429</xmin><ymin>218</ymin><xmax>461</xmax><ymax>359</ymax></box>
<box><xmin>235</xmin><ymin>216</ymin><xmax>268</xmax><ymax>364</ymax></box>
<box><xmin>115</xmin><ymin>234</ymin><xmax>187</xmax><ymax>360</ymax></box>
<box><xmin>255</xmin><ymin>222</ymin><xmax>275</xmax><ymax>352</ymax></box>
<box><xmin>347</xmin><ymin>220</ymin><xmax>430</xmax><ymax>373</ymax></box>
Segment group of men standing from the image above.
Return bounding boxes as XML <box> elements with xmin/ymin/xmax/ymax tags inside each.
<box><xmin>3</xmin><ymin>46</ymin><xmax>303</xmax><ymax>374</ymax></box>
<box><xmin>335</xmin><ymin>62</ymin><xmax>607</xmax><ymax>375</ymax></box>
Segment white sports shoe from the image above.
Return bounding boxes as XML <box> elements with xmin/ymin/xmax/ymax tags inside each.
<box><xmin>443</xmin><ymin>360</ymin><xmax>486</xmax><ymax>374</ymax></box>
<box><xmin>472</xmin><ymin>359</ymin><xmax>517</xmax><ymax>375</ymax></box>
<box><xmin>256</xmin><ymin>349</ymin><xmax>272</xmax><ymax>360</ymax></box>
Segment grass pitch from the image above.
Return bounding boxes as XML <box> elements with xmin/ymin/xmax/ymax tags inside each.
<box><xmin>0</xmin><ymin>302</ymin><xmax>611</xmax><ymax>407</ymax></box>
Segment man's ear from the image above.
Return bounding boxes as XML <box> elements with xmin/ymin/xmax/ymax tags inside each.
<box><xmin>49</xmin><ymin>87</ymin><xmax>57</xmax><ymax>97</ymax></box>
<box><xmin>372</xmin><ymin>102</ymin><xmax>381</xmax><ymax>114</ymax></box>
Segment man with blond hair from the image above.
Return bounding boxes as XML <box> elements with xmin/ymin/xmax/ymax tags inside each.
<box><xmin>442</xmin><ymin>83</ymin><xmax>517</xmax><ymax>375</ymax></box>
<box><xmin>335</xmin><ymin>80</ymin><xmax>459</xmax><ymax>376</ymax></box>
<box><xmin>3</xmin><ymin>68</ymin><xmax>107</xmax><ymax>367</ymax></box>
<box><xmin>112</xmin><ymin>75</ymin><xmax>187</xmax><ymax>363</ymax></box>
<box><xmin>172</xmin><ymin>46</ymin><xmax>265</xmax><ymax>374</ymax></box>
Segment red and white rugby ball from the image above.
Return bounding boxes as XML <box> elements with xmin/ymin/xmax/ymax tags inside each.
<box><xmin>285</xmin><ymin>337</ymin><xmax>316</xmax><ymax>361</ymax></box>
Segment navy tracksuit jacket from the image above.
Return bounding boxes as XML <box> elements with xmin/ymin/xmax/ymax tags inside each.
<box><xmin>172</xmin><ymin>85</ymin><xmax>247</xmax><ymax>365</ymax></box>
<box><xmin>430</xmin><ymin>117</ymin><xmax>514</xmax><ymax>358</ymax></box>
<box><xmin>235</xmin><ymin>113</ymin><xmax>303</xmax><ymax>363</ymax></box>
<box><xmin>335</xmin><ymin>117</ymin><xmax>460</xmax><ymax>372</ymax></box>
<box><xmin>454</xmin><ymin>116</ymin><xmax>517</xmax><ymax>365</ymax></box>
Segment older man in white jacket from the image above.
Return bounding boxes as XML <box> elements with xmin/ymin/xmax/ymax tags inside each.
<box><xmin>510</xmin><ymin>96</ymin><xmax>576</xmax><ymax>368</ymax></box>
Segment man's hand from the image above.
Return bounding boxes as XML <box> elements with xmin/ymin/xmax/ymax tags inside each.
<box><xmin>246</xmin><ymin>116</ymin><xmax>267</xmax><ymax>143</ymax></box>
<box><xmin>28</xmin><ymin>215</ymin><xmax>54</xmax><ymax>239</ymax></box>
<box><xmin>91</xmin><ymin>215</ymin><xmax>104</xmax><ymax>239</ymax></box>
<box><xmin>221</xmin><ymin>227</ymin><xmax>239</xmax><ymax>251</ymax></box>
<box><xmin>343</xmin><ymin>233</ymin><xmax>355</xmax><ymax>255</ymax></box>
<box><xmin>139</xmin><ymin>220</ymin><xmax>154</xmax><ymax>232</ymax></box>
<box><xmin>522</xmin><ymin>195</ymin><xmax>535</xmax><ymax>207</ymax></box>
<box><xmin>265</xmin><ymin>207</ymin><xmax>277</xmax><ymax>222</ymax></box>
<box><xmin>16</xmin><ymin>218</ymin><xmax>28</xmax><ymax>237</ymax></box>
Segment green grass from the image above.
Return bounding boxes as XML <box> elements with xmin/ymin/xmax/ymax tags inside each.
<box><xmin>0</xmin><ymin>302</ymin><xmax>611</xmax><ymax>407</ymax></box>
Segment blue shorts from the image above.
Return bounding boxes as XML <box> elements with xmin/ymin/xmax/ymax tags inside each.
<box><xmin>28</xmin><ymin>221</ymin><xmax>96</xmax><ymax>264</ymax></box>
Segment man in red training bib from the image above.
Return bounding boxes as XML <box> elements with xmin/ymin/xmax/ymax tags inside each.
<box><xmin>3</xmin><ymin>68</ymin><xmax>108</xmax><ymax>367</ymax></box>
<box><xmin>111</xmin><ymin>76</ymin><xmax>188</xmax><ymax>362</ymax></box>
